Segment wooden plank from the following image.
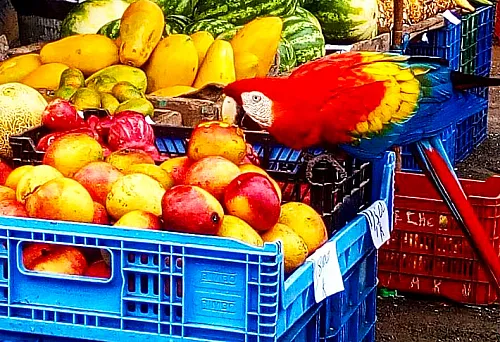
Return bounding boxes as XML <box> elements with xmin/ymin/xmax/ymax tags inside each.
<box><xmin>403</xmin><ymin>15</ymin><xmax>447</xmax><ymax>40</ymax></box>
<box><xmin>351</xmin><ymin>33</ymin><xmax>391</xmax><ymax>51</ymax></box>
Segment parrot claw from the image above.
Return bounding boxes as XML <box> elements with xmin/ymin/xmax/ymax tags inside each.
<box><xmin>303</xmin><ymin>152</ymin><xmax>348</xmax><ymax>185</ymax></box>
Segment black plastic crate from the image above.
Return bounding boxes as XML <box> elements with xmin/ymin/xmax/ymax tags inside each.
<box><xmin>9</xmin><ymin>121</ymin><xmax>373</xmax><ymax>237</ymax></box>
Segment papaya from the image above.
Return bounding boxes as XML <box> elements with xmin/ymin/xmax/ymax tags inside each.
<box><xmin>40</xmin><ymin>34</ymin><xmax>119</xmax><ymax>76</ymax></box>
<box><xmin>87</xmin><ymin>75</ymin><xmax>118</xmax><ymax>94</ymax></box>
<box><xmin>0</xmin><ymin>54</ymin><xmax>42</xmax><ymax>85</ymax></box>
<box><xmin>54</xmin><ymin>86</ymin><xmax>78</xmax><ymax>100</ymax></box>
<box><xmin>150</xmin><ymin>85</ymin><xmax>197</xmax><ymax>97</ymax></box>
<box><xmin>145</xmin><ymin>34</ymin><xmax>199</xmax><ymax>93</ymax></box>
<box><xmin>234</xmin><ymin>51</ymin><xmax>259</xmax><ymax>80</ymax></box>
<box><xmin>190</xmin><ymin>31</ymin><xmax>215</xmax><ymax>67</ymax></box>
<box><xmin>119</xmin><ymin>0</ymin><xmax>165</xmax><ymax>68</ymax></box>
<box><xmin>230</xmin><ymin>17</ymin><xmax>282</xmax><ymax>77</ymax></box>
<box><xmin>21</xmin><ymin>63</ymin><xmax>69</xmax><ymax>90</ymax></box>
<box><xmin>193</xmin><ymin>39</ymin><xmax>236</xmax><ymax>88</ymax></box>
<box><xmin>85</xmin><ymin>65</ymin><xmax>147</xmax><ymax>93</ymax></box>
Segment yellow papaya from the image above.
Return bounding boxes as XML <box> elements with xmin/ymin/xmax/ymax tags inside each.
<box><xmin>193</xmin><ymin>39</ymin><xmax>236</xmax><ymax>88</ymax></box>
<box><xmin>119</xmin><ymin>0</ymin><xmax>165</xmax><ymax>68</ymax></box>
<box><xmin>0</xmin><ymin>54</ymin><xmax>42</xmax><ymax>85</ymax></box>
<box><xmin>190</xmin><ymin>31</ymin><xmax>215</xmax><ymax>67</ymax></box>
<box><xmin>230</xmin><ymin>17</ymin><xmax>282</xmax><ymax>77</ymax></box>
<box><xmin>21</xmin><ymin>63</ymin><xmax>69</xmax><ymax>90</ymax></box>
<box><xmin>40</xmin><ymin>34</ymin><xmax>119</xmax><ymax>76</ymax></box>
<box><xmin>150</xmin><ymin>85</ymin><xmax>197</xmax><ymax>97</ymax></box>
<box><xmin>234</xmin><ymin>51</ymin><xmax>259</xmax><ymax>80</ymax></box>
<box><xmin>85</xmin><ymin>65</ymin><xmax>147</xmax><ymax>93</ymax></box>
<box><xmin>145</xmin><ymin>34</ymin><xmax>198</xmax><ymax>93</ymax></box>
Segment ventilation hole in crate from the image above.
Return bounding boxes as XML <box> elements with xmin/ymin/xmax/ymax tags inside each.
<box><xmin>140</xmin><ymin>254</ymin><xmax>148</xmax><ymax>265</ymax></box>
<box><xmin>164</xmin><ymin>277</ymin><xmax>171</xmax><ymax>298</ymax></box>
<box><xmin>164</xmin><ymin>256</ymin><xmax>170</xmax><ymax>268</ymax></box>
<box><xmin>163</xmin><ymin>305</ymin><xmax>171</xmax><ymax>319</ymax></box>
<box><xmin>140</xmin><ymin>274</ymin><xmax>149</xmax><ymax>294</ymax></box>
<box><xmin>75</xmin><ymin>314</ymin><xmax>85</xmax><ymax>325</ymax></box>
<box><xmin>127</xmin><ymin>302</ymin><xmax>136</xmax><ymax>313</ymax></box>
<box><xmin>45</xmin><ymin>310</ymin><xmax>55</xmax><ymax>321</ymax></box>
<box><xmin>153</xmin><ymin>276</ymin><xmax>159</xmax><ymax>296</ymax></box>
<box><xmin>175</xmin><ymin>306</ymin><xmax>182</xmax><ymax>320</ymax></box>
<box><xmin>128</xmin><ymin>273</ymin><xmax>136</xmax><ymax>292</ymax></box>
<box><xmin>128</xmin><ymin>253</ymin><xmax>136</xmax><ymax>263</ymax></box>
<box><xmin>153</xmin><ymin>304</ymin><xmax>158</xmax><ymax>315</ymax></box>
<box><xmin>153</xmin><ymin>255</ymin><xmax>159</xmax><ymax>266</ymax></box>
<box><xmin>176</xmin><ymin>257</ymin><xmax>182</xmax><ymax>269</ymax></box>
<box><xmin>2</xmin><ymin>260</ymin><xmax>7</xmax><ymax>280</ymax></box>
<box><xmin>176</xmin><ymin>278</ymin><xmax>183</xmax><ymax>298</ymax></box>
<box><xmin>140</xmin><ymin>303</ymin><xmax>149</xmax><ymax>314</ymax></box>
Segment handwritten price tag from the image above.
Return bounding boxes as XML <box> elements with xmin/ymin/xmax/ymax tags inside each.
<box><xmin>442</xmin><ymin>10</ymin><xmax>461</xmax><ymax>26</ymax></box>
<box><xmin>307</xmin><ymin>241</ymin><xmax>344</xmax><ymax>303</ymax></box>
<box><xmin>361</xmin><ymin>200</ymin><xmax>391</xmax><ymax>249</ymax></box>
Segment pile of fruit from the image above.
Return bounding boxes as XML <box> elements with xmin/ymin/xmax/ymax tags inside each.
<box><xmin>0</xmin><ymin>115</ymin><xmax>328</xmax><ymax>278</ymax></box>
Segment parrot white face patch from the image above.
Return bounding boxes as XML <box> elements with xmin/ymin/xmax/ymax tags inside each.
<box><xmin>241</xmin><ymin>91</ymin><xmax>273</xmax><ymax>128</ymax></box>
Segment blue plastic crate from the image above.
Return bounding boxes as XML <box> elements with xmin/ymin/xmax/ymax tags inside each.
<box><xmin>400</xmin><ymin>123</ymin><xmax>456</xmax><ymax>172</ymax></box>
<box><xmin>0</xmin><ymin>149</ymin><xmax>394</xmax><ymax>341</ymax></box>
<box><xmin>405</xmin><ymin>19</ymin><xmax>461</xmax><ymax>71</ymax></box>
<box><xmin>474</xmin><ymin>6</ymin><xmax>495</xmax><ymax>77</ymax></box>
<box><xmin>455</xmin><ymin>106</ymin><xmax>489</xmax><ymax>162</ymax></box>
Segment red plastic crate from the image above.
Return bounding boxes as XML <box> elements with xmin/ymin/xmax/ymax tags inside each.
<box><xmin>379</xmin><ymin>172</ymin><xmax>500</xmax><ymax>305</ymax></box>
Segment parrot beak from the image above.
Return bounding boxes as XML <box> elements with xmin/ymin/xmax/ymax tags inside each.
<box><xmin>221</xmin><ymin>95</ymin><xmax>246</xmax><ymax>126</ymax></box>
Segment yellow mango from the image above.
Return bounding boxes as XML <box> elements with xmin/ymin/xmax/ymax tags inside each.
<box><xmin>40</xmin><ymin>34</ymin><xmax>119</xmax><ymax>76</ymax></box>
<box><xmin>119</xmin><ymin>0</ymin><xmax>165</xmax><ymax>68</ymax></box>
<box><xmin>231</xmin><ymin>17</ymin><xmax>282</xmax><ymax>77</ymax></box>
<box><xmin>22</xmin><ymin>63</ymin><xmax>69</xmax><ymax>90</ymax></box>
<box><xmin>193</xmin><ymin>39</ymin><xmax>236</xmax><ymax>88</ymax></box>
<box><xmin>150</xmin><ymin>85</ymin><xmax>197</xmax><ymax>97</ymax></box>
<box><xmin>0</xmin><ymin>54</ymin><xmax>42</xmax><ymax>85</ymax></box>
<box><xmin>145</xmin><ymin>34</ymin><xmax>198</xmax><ymax>93</ymax></box>
<box><xmin>234</xmin><ymin>51</ymin><xmax>259</xmax><ymax>80</ymax></box>
<box><xmin>190</xmin><ymin>31</ymin><xmax>215</xmax><ymax>67</ymax></box>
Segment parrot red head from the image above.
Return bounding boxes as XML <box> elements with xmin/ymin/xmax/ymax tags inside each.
<box><xmin>223</xmin><ymin>77</ymin><xmax>289</xmax><ymax>128</ymax></box>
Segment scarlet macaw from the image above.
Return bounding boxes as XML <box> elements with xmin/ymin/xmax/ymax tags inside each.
<box><xmin>223</xmin><ymin>51</ymin><xmax>500</xmax><ymax>292</ymax></box>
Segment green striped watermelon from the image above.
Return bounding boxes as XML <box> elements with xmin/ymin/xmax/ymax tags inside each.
<box><xmin>278</xmin><ymin>37</ymin><xmax>297</xmax><ymax>73</ymax></box>
<box><xmin>281</xmin><ymin>13</ymin><xmax>325</xmax><ymax>65</ymax></box>
<box><xmin>194</xmin><ymin>0</ymin><xmax>298</xmax><ymax>25</ymax></box>
<box><xmin>98</xmin><ymin>18</ymin><xmax>121</xmax><ymax>39</ymax></box>
<box><xmin>304</xmin><ymin>0</ymin><xmax>378</xmax><ymax>43</ymax></box>
<box><xmin>151</xmin><ymin>0</ymin><xmax>196</xmax><ymax>17</ymax></box>
<box><xmin>185</xmin><ymin>19</ymin><xmax>236</xmax><ymax>37</ymax></box>
<box><xmin>164</xmin><ymin>15</ymin><xmax>192</xmax><ymax>35</ymax></box>
<box><xmin>294</xmin><ymin>7</ymin><xmax>321</xmax><ymax>30</ymax></box>
<box><xmin>216</xmin><ymin>26</ymin><xmax>243</xmax><ymax>41</ymax></box>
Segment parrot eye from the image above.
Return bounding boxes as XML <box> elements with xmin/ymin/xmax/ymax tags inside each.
<box><xmin>252</xmin><ymin>94</ymin><xmax>262</xmax><ymax>103</ymax></box>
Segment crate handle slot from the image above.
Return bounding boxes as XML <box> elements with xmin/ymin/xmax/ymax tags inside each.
<box><xmin>304</xmin><ymin>152</ymin><xmax>347</xmax><ymax>185</ymax></box>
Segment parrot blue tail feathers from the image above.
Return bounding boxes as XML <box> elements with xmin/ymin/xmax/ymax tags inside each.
<box><xmin>412</xmin><ymin>138</ymin><xmax>500</xmax><ymax>294</ymax></box>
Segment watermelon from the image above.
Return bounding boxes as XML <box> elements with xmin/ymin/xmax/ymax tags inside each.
<box><xmin>294</xmin><ymin>7</ymin><xmax>321</xmax><ymax>30</ymax></box>
<box><xmin>216</xmin><ymin>26</ymin><xmax>243</xmax><ymax>41</ymax></box>
<box><xmin>164</xmin><ymin>15</ymin><xmax>192</xmax><ymax>35</ymax></box>
<box><xmin>281</xmin><ymin>14</ymin><xmax>325</xmax><ymax>65</ymax></box>
<box><xmin>304</xmin><ymin>0</ymin><xmax>378</xmax><ymax>43</ymax></box>
<box><xmin>194</xmin><ymin>0</ymin><xmax>298</xmax><ymax>26</ymax></box>
<box><xmin>185</xmin><ymin>19</ymin><xmax>236</xmax><ymax>37</ymax></box>
<box><xmin>278</xmin><ymin>37</ymin><xmax>297</xmax><ymax>73</ymax></box>
<box><xmin>151</xmin><ymin>0</ymin><xmax>196</xmax><ymax>17</ymax></box>
<box><xmin>98</xmin><ymin>19</ymin><xmax>121</xmax><ymax>39</ymax></box>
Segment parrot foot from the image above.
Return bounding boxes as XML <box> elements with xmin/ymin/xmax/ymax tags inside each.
<box><xmin>303</xmin><ymin>152</ymin><xmax>348</xmax><ymax>185</ymax></box>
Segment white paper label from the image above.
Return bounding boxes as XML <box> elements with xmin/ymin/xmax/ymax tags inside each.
<box><xmin>307</xmin><ymin>240</ymin><xmax>344</xmax><ymax>303</ymax></box>
<box><xmin>145</xmin><ymin>115</ymin><xmax>156</xmax><ymax>125</ymax></box>
<box><xmin>442</xmin><ymin>10</ymin><xmax>461</xmax><ymax>26</ymax></box>
<box><xmin>361</xmin><ymin>200</ymin><xmax>391</xmax><ymax>249</ymax></box>
<box><xmin>325</xmin><ymin>44</ymin><xmax>354</xmax><ymax>53</ymax></box>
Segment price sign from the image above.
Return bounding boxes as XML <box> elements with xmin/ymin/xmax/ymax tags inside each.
<box><xmin>361</xmin><ymin>200</ymin><xmax>391</xmax><ymax>249</ymax></box>
<box><xmin>307</xmin><ymin>241</ymin><xmax>344</xmax><ymax>303</ymax></box>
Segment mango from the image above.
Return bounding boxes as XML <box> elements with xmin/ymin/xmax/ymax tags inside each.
<box><xmin>59</xmin><ymin>68</ymin><xmax>85</xmax><ymax>88</ymax></box>
<box><xmin>54</xmin><ymin>86</ymin><xmax>78</xmax><ymax>101</ymax></box>
<box><xmin>87</xmin><ymin>75</ymin><xmax>118</xmax><ymax>94</ymax></box>
<box><xmin>100</xmin><ymin>92</ymin><xmax>120</xmax><ymax>114</ymax></box>
<box><xmin>261</xmin><ymin>223</ymin><xmax>308</xmax><ymax>274</ymax></box>
<box><xmin>105</xmin><ymin>149</ymin><xmax>154</xmax><ymax>172</ymax></box>
<box><xmin>145</xmin><ymin>34</ymin><xmax>198</xmax><ymax>93</ymax></box>
<box><xmin>278</xmin><ymin>202</ymin><xmax>328</xmax><ymax>255</ymax></box>
<box><xmin>234</xmin><ymin>51</ymin><xmax>259</xmax><ymax>80</ymax></box>
<box><xmin>40</xmin><ymin>34</ymin><xmax>119</xmax><ymax>76</ymax></box>
<box><xmin>123</xmin><ymin>163</ymin><xmax>174</xmax><ymax>190</ymax></box>
<box><xmin>115</xmin><ymin>98</ymin><xmax>154</xmax><ymax>116</ymax></box>
<box><xmin>70</xmin><ymin>87</ymin><xmax>102</xmax><ymax>110</ymax></box>
<box><xmin>85</xmin><ymin>65</ymin><xmax>147</xmax><ymax>93</ymax></box>
<box><xmin>190</xmin><ymin>31</ymin><xmax>215</xmax><ymax>67</ymax></box>
<box><xmin>119</xmin><ymin>0</ymin><xmax>165</xmax><ymax>68</ymax></box>
<box><xmin>217</xmin><ymin>215</ymin><xmax>263</xmax><ymax>247</ymax></box>
<box><xmin>21</xmin><ymin>63</ymin><xmax>69</xmax><ymax>90</ymax></box>
<box><xmin>0</xmin><ymin>54</ymin><xmax>42</xmax><ymax>85</ymax></box>
<box><xmin>112</xmin><ymin>81</ymin><xmax>144</xmax><ymax>102</ymax></box>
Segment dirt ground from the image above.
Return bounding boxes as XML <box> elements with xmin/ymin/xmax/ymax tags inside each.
<box><xmin>376</xmin><ymin>45</ymin><xmax>500</xmax><ymax>341</ymax></box>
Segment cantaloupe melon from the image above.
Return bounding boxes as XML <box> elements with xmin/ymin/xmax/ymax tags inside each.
<box><xmin>0</xmin><ymin>83</ymin><xmax>48</xmax><ymax>157</ymax></box>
